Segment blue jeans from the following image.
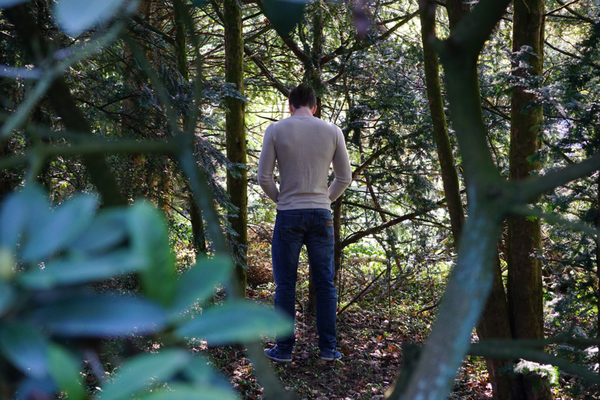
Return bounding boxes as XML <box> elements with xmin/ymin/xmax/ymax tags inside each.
<box><xmin>272</xmin><ymin>209</ymin><xmax>338</xmax><ymax>354</ymax></box>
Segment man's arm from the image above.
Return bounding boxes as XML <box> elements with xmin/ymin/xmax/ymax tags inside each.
<box><xmin>328</xmin><ymin>128</ymin><xmax>352</xmax><ymax>201</ymax></box>
<box><xmin>257</xmin><ymin>126</ymin><xmax>280</xmax><ymax>203</ymax></box>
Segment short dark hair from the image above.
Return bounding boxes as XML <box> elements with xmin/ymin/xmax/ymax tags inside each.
<box><xmin>289</xmin><ymin>84</ymin><xmax>317</xmax><ymax>109</ymax></box>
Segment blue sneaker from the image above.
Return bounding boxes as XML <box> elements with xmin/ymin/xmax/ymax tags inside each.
<box><xmin>320</xmin><ymin>348</ymin><xmax>342</xmax><ymax>361</ymax></box>
<box><xmin>264</xmin><ymin>346</ymin><xmax>292</xmax><ymax>362</ymax></box>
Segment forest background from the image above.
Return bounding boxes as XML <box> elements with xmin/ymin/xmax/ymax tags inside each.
<box><xmin>1</xmin><ymin>0</ymin><xmax>600</xmax><ymax>399</ymax></box>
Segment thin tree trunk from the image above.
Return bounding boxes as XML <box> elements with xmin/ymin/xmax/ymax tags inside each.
<box><xmin>224</xmin><ymin>0</ymin><xmax>247</xmax><ymax>296</ymax></box>
<box><xmin>307</xmin><ymin>3</ymin><xmax>325</xmax><ymax>313</ymax></box>
<box><xmin>508</xmin><ymin>0</ymin><xmax>552</xmax><ymax>398</ymax></box>
<box><xmin>419</xmin><ymin>0</ymin><xmax>464</xmax><ymax>241</ymax></box>
<box><xmin>173</xmin><ymin>2</ymin><xmax>208</xmax><ymax>257</ymax></box>
<box><xmin>595</xmin><ymin>174</ymin><xmax>600</xmax><ymax>370</ymax></box>
<box><xmin>190</xmin><ymin>195</ymin><xmax>208</xmax><ymax>255</ymax></box>
<box><xmin>173</xmin><ymin>0</ymin><xmax>188</xmax><ymax>81</ymax></box>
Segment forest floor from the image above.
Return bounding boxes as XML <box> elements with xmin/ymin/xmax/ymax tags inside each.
<box><xmin>192</xmin><ymin>227</ymin><xmax>495</xmax><ymax>399</ymax></box>
<box><xmin>203</xmin><ymin>285</ymin><xmax>493</xmax><ymax>400</ymax></box>
<box><xmin>189</xmin><ymin>228</ymin><xmax>587</xmax><ymax>399</ymax></box>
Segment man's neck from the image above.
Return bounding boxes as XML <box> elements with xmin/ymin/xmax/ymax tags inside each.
<box><xmin>290</xmin><ymin>106</ymin><xmax>314</xmax><ymax>117</ymax></box>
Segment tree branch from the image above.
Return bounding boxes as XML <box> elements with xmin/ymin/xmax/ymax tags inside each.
<box><xmin>553</xmin><ymin>0</ymin><xmax>595</xmax><ymax>23</ymax></box>
<box><xmin>244</xmin><ymin>46</ymin><xmax>290</xmax><ymax>97</ymax></box>
<box><xmin>320</xmin><ymin>10</ymin><xmax>419</xmax><ymax>66</ymax></box>
<box><xmin>512</xmin><ymin>151</ymin><xmax>600</xmax><ymax>205</ymax></box>
<box><xmin>341</xmin><ymin>206</ymin><xmax>438</xmax><ymax>248</ymax></box>
<box><xmin>352</xmin><ymin>145</ymin><xmax>391</xmax><ymax>179</ymax></box>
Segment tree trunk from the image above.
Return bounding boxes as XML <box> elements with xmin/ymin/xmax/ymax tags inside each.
<box><xmin>596</xmin><ymin>174</ymin><xmax>600</xmax><ymax>369</ymax></box>
<box><xmin>508</xmin><ymin>0</ymin><xmax>552</xmax><ymax>398</ymax></box>
<box><xmin>419</xmin><ymin>2</ymin><xmax>513</xmax><ymax>398</ymax></box>
<box><xmin>173</xmin><ymin>0</ymin><xmax>188</xmax><ymax>81</ymax></box>
<box><xmin>418</xmin><ymin>0</ymin><xmax>464</xmax><ymax>242</ymax></box>
<box><xmin>224</xmin><ymin>0</ymin><xmax>248</xmax><ymax>296</ymax></box>
<box><xmin>307</xmin><ymin>3</ymin><xmax>325</xmax><ymax>313</ymax></box>
<box><xmin>190</xmin><ymin>193</ymin><xmax>208</xmax><ymax>255</ymax></box>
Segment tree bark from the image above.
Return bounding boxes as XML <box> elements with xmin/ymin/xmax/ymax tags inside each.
<box><xmin>307</xmin><ymin>3</ymin><xmax>325</xmax><ymax>313</ymax></box>
<box><xmin>419</xmin><ymin>0</ymin><xmax>464</xmax><ymax>243</ymax></box>
<box><xmin>173</xmin><ymin>0</ymin><xmax>189</xmax><ymax>81</ymax></box>
<box><xmin>224</xmin><ymin>0</ymin><xmax>248</xmax><ymax>296</ymax></box>
<box><xmin>596</xmin><ymin>174</ymin><xmax>600</xmax><ymax>369</ymax></box>
<box><xmin>508</xmin><ymin>0</ymin><xmax>552</xmax><ymax>398</ymax></box>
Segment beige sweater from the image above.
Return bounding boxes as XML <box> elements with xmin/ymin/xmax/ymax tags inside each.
<box><xmin>258</xmin><ymin>116</ymin><xmax>352</xmax><ymax>210</ymax></box>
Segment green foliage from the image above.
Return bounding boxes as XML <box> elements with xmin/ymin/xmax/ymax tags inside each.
<box><xmin>0</xmin><ymin>185</ymin><xmax>292</xmax><ymax>399</ymax></box>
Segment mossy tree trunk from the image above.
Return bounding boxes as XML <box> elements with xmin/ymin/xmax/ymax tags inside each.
<box><xmin>418</xmin><ymin>0</ymin><xmax>464</xmax><ymax>244</ymax></box>
<box><xmin>224</xmin><ymin>0</ymin><xmax>248</xmax><ymax>296</ymax></box>
<box><xmin>508</xmin><ymin>0</ymin><xmax>552</xmax><ymax>398</ymax></box>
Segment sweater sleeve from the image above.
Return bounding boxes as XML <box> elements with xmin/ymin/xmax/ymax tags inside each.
<box><xmin>257</xmin><ymin>125</ymin><xmax>280</xmax><ymax>203</ymax></box>
<box><xmin>328</xmin><ymin>127</ymin><xmax>352</xmax><ymax>201</ymax></box>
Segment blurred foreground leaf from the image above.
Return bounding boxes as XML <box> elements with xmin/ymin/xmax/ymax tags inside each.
<box><xmin>171</xmin><ymin>255</ymin><xmax>233</xmax><ymax>316</ymax></box>
<box><xmin>261</xmin><ymin>0</ymin><xmax>309</xmax><ymax>36</ymax></box>
<box><xmin>98</xmin><ymin>349</ymin><xmax>191</xmax><ymax>400</ymax></box>
<box><xmin>176</xmin><ymin>300</ymin><xmax>293</xmax><ymax>345</ymax></box>
<box><xmin>48</xmin><ymin>344</ymin><xmax>86</xmax><ymax>400</ymax></box>
<box><xmin>0</xmin><ymin>322</ymin><xmax>49</xmax><ymax>379</ymax></box>
<box><xmin>53</xmin><ymin>0</ymin><xmax>131</xmax><ymax>36</ymax></box>
<box><xmin>31</xmin><ymin>294</ymin><xmax>168</xmax><ymax>337</ymax></box>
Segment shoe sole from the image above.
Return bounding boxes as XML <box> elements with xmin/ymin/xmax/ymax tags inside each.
<box><xmin>265</xmin><ymin>354</ymin><xmax>292</xmax><ymax>363</ymax></box>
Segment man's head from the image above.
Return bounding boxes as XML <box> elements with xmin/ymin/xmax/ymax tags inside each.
<box><xmin>289</xmin><ymin>84</ymin><xmax>317</xmax><ymax>110</ymax></box>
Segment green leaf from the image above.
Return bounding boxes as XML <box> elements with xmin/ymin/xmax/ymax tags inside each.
<box><xmin>0</xmin><ymin>322</ymin><xmax>49</xmax><ymax>379</ymax></box>
<box><xmin>53</xmin><ymin>0</ymin><xmax>130</xmax><ymax>36</ymax></box>
<box><xmin>175</xmin><ymin>301</ymin><xmax>293</xmax><ymax>345</ymax></box>
<box><xmin>0</xmin><ymin>248</ymin><xmax>15</xmax><ymax>281</ymax></box>
<box><xmin>0</xmin><ymin>185</ymin><xmax>49</xmax><ymax>252</ymax></box>
<box><xmin>128</xmin><ymin>201</ymin><xmax>177</xmax><ymax>306</ymax></box>
<box><xmin>47</xmin><ymin>344</ymin><xmax>86</xmax><ymax>400</ymax></box>
<box><xmin>183</xmin><ymin>356</ymin><xmax>232</xmax><ymax>390</ymax></box>
<box><xmin>262</xmin><ymin>0</ymin><xmax>309</xmax><ymax>36</ymax></box>
<box><xmin>31</xmin><ymin>294</ymin><xmax>168</xmax><ymax>337</ymax></box>
<box><xmin>0</xmin><ymin>0</ymin><xmax>30</xmax><ymax>9</ymax></box>
<box><xmin>0</xmin><ymin>282</ymin><xmax>15</xmax><ymax>316</ymax></box>
<box><xmin>98</xmin><ymin>349</ymin><xmax>190</xmax><ymax>400</ymax></box>
<box><xmin>69</xmin><ymin>208</ymin><xmax>130</xmax><ymax>254</ymax></box>
<box><xmin>20</xmin><ymin>250</ymin><xmax>146</xmax><ymax>289</ymax></box>
<box><xmin>22</xmin><ymin>193</ymin><xmax>98</xmax><ymax>263</ymax></box>
<box><xmin>136</xmin><ymin>383</ymin><xmax>238</xmax><ymax>400</ymax></box>
<box><xmin>171</xmin><ymin>255</ymin><xmax>233</xmax><ymax>316</ymax></box>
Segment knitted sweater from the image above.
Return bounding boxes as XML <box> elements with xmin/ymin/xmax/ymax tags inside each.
<box><xmin>257</xmin><ymin>115</ymin><xmax>352</xmax><ymax>210</ymax></box>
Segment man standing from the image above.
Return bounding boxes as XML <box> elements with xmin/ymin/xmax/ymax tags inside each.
<box><xmin>258</xmin><ymin>84</ymin><xmax>352</xmax><ymax>362</ymax></box>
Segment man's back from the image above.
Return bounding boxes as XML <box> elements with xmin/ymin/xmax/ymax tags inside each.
<box><xmin>258</xmin><ymin>115</ymin><xmax>351</xmax><ymax>210</ymax></box>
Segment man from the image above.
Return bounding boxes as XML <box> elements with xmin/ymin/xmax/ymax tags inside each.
<box><xmin>257</xmin><ymin>84</ymin><xmax>352</xmax><ymax>362</ymax></box>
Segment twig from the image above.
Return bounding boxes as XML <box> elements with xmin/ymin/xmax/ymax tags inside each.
<box><xmin>337</xmin><ymin>268</ymin><xmax>386</xmax><ymax>315</ymax></box>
